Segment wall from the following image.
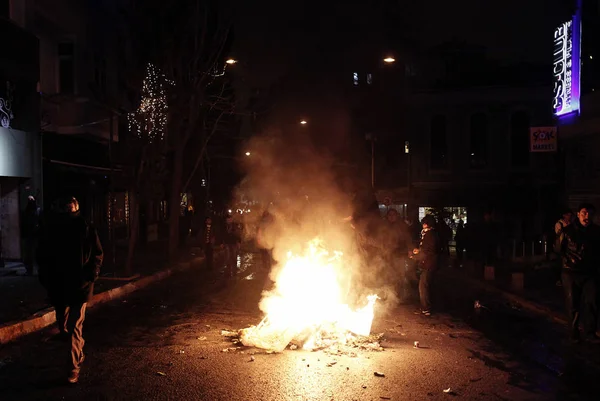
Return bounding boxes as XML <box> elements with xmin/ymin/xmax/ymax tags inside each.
<box><xmin>0</xmin><ymin>178</ymin><xmax>21</xmax><ymax>259</ymax></box>
<box><xmin>0</xmin><ymin>128</ymin><xmax>37</xmax><ymax>178</ymax></box>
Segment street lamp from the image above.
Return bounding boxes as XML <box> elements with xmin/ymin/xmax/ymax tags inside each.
<box><xmin>300</xmin><ymin>120</ymin><xmax>307</xmax><ymax>125</ymax></box>
<box><xmin>383</xmin><ymin>57</ymin><xmax>396</xmax><ymax>64</ymax></box>
<box><xmin>225</xmin><ymin>58</ymin><xmax>238</xmax><ymax>65</ymax></box>
<box><xmin>245</xmin><ymin>151</ymin><xmax>251</xmax><ymax>156</ymax></box>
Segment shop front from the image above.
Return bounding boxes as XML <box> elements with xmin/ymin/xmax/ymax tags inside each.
<box><xmin>0</xmin><ymin>20</ymin><xmax>40</xmax><ymax>264</ymax></box>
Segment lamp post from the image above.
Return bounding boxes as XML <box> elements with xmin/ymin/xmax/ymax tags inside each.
<box><xmin>365</xmin><ymin>133</ymin><xmax>376</xmax><ymax>189</ymax></box>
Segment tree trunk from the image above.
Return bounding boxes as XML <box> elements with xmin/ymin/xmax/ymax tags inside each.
<box><xmin>124</xmin><ymin>192</ymin><xmax>139</xmax><ymax>275</ymax></box>
<box><xmin>168</xmin><ymin>146</ymin><xmax>184</xmax><ymax>258</ymax></box>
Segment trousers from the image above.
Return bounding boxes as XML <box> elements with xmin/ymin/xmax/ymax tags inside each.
<box><xmin>55</xmin><ymin>303</ymin><xmax>87</xmax><ymax>372</ymax></box>
<box><xmin>419</xmin><ymin>268</ymin><xmax>436</xmax><ymax>312</ymax></box>
<box><xmin>562</xmin><ymin>272</ymin><xmax>597</xmax><ymax>336</ymax></box>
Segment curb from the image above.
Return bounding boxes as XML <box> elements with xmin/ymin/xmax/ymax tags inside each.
<box><xmin>441</xmin><ymin>269</ymin><xmax>568</xmax><ymax>325</ymax></box>
<box><xmin>0</xmin><ymin>256</ymin><xmax>205</xmax><ymax>345</ymax></box>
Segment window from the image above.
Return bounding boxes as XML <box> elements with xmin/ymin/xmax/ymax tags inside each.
<box><xmin>469</xmin><ymin>113</ymin><xmax>488</xmax><ymax>169</ymax></box>
<box><xmin>510</xmin><ymin>111</ymin><xmax>530</xmax><ymax>167</ymax></box>
<box><xmin>353</xmin><ymin>72</ymin><xmax>358</xmax><ymax>86</ymax></box>
<box><xmin>430</xmin><ymin>115</ymin><xmax>448</xmax><ymax>169</ymax></box>
<box><xmin>0</xmin><ymin>0</ymin><xmax>9</xmax><ymax>18</ymax></box>
<box><xmin>366</xmin><ymin>73</ymin><xmax>373</xmax><ymax>85</ymax></box>
<box><xmin>58</xmin><ymin>42</ymin><xmax>75</xmax><ymax>93</ymax></box>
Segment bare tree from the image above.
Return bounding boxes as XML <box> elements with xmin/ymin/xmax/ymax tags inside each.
<box><xmin>129</xmin><ymin>0</ymin><xmax>235</xmax><ymax>257</ymax></box>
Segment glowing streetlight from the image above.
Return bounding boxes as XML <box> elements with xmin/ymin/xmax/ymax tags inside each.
<box><xmin>245</xmin><ymin>151</ymin><xmax>251</xmax><ymax>156</ymax></box>
<box><xmin>300</xmin><ymin>120</ymin><xmax>308</xmax><ymax>125</ymax></box>
<box><xmin>383</xmin><ymin>57</ymin><xmax>396</xmax><ymax>63</ymax></box>
<box><xmin>225</xmin><ymin>58</ymin><xmax>238</xmax><ymax>65</ymax></box>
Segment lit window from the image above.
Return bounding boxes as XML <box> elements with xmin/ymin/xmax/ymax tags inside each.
<box><xmin>367</xmin><ymin>73</ymin><xmax>373</xmax><ymax>85</ymax></box>
<box><xmin>353</xmin><ymin>72</ymin><xmax>358</xmax><ymax>86</ymax></box>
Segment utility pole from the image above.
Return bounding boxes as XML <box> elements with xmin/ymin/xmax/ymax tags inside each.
<box><xmin>366</xmin><ymin>133</ymin><xmax>376</xmax><ymax>189</ymax></box>
<box><xmin>108</xmin><ymin>112</ymin><xmax>116</xmax><ymax>268</ymax></box>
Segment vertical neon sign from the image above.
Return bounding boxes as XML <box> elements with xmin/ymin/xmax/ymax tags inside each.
<box><xmin>553</xmin><ymin>2</ymin><xmax>581</xmax><ymax>118</ymax></box>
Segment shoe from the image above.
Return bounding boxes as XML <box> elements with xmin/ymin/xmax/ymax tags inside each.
<box><xmin>67</xmin><ymin>370</ymin><xmax>79</xmax><ymax>384</ymax></box>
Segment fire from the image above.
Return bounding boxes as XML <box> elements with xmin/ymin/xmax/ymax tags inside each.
<box><xmin>241</xmin><ymin>238</ymin><xmax>378</xmax><ymax>352</ymax></box>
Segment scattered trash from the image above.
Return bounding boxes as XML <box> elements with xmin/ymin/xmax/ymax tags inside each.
<box><xmin>197</xmin><ymin>336</ymin><xmax>207</xmax><ymax>341</ymax></box>
<box><xmin>474</xmin><ymin>300</ymin><xmax>489</xmax><ymax>310</ymax></box>
<box><xmin>380</xmin><ymin>397</ymin><xmax>391</xmax><ymax>400</ymax></box>
<box><xmin>200</xmin><ymin>356</ymin><xmax>209</xmax><ymax>360</ymax></box>
<box><xmin>178</xmin><ymin>350</ymin><xmax>185</xmax><ymax>354</ymax></box>
<box><xmin>374</xmin><ymin>371</ymin><xmax>385</xmax><ymax>377</ymax></box>
<box><xmin>362</xmin><ymin>385</ymin><xmax>367</xmax><ymax>389</ymax></box>
<box><xmin>413</xmin><ymin>341</ymin><xmax>419</xmax><ymax>348</ymax></box>
<box><xmin>249</xmin><ymin>356</ymin><xmax>255</xmax><ymax>362</ymax></box>
<box><xmin>221</xmin><ymin>347</ymin><xmax>238</xmax><ymax>353</ymax></box>
<box><xmin>326</xmin><ymin>361</ymin><xmax>337</xmax><ymax>367</ymax></box>
<box><xmin>443</xmin><ymin>388</ymin><xmax>455</xmax><ymax>394</ymax></box>
<box><xmin>156</xmin><ymin>371</ymin><xmax>167</xmax><ymax>376</ymax></box>
<box><xmin>221</xmin><ymin>330</ymin><xmax>239</xmax><ymax>337</ymax></box>
<box><xmin>290</xmin><ymin>344</ymin><xmax>298</xmax><ymax>350</ymax></box>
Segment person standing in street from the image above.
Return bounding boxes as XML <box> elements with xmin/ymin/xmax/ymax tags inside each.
<box><xmin>222</xmin><ymin>214</ymin><xmax>242</xmax><ymax>279</ymax></box>
<box><xmin>21</xmin><ymin>196</ymin><xmax>41</xmax><ymax>275</ymax></box>
<box><xmin>37</xmin><ymin>197</ymin><xmax>103</xmax><ymax>383</ymax></box>
<box><xmin>554</xmin><ymin>209</ymin><xmax>574</xmax><ymax>286</ymax></box>
<box><xmin>555</xmin><ymin>203</ymin><xmax>600</xmax><ymax>343</ymax></box>
<box><xmin>202</xmin><ymin>216</ymin><xmax>216</xmax><ymax>270</ymax></box>
<box><xmin>383</xmin><ymin>209</ymin><xmax>411</xmax><ymax>301</ymax></box>
<box><xmin>411</xmin><ymin>214</ymin><xmax>441</xmax><ymax>316</ymax></box>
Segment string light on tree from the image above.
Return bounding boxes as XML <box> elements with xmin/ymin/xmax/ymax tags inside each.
<box><xmin>128</xmin><ymin>63</ymin><xmax>172</xmax><ymax>142</ymax></box>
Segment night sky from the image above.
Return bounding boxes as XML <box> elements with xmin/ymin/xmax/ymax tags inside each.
<box><xmin>233</xmin><ymin>0</ymin><xmax>572</xmax><ymax>75</ymax></box>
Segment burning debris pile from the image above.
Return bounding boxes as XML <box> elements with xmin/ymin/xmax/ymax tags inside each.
<box><xmin>231</xmin><ymin>239</ymin><xmax>383</xmax><ymax>353</ymax></box>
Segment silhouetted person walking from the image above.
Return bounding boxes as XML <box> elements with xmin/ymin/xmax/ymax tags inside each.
<box><xmin>555</xmin><ymin>203</ymin><xmax>600</xmax><ymax>343</ymax></box>
<box><xmin>37</xmin><ymin>197</ymin><xmax>103</xmax><ymax>383</ymax></box>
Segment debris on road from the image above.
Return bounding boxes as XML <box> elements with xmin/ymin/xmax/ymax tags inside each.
<box><xmin>178</xmin><ymin>350</ymin><xmax>185</xmax><ymax>354</ymax></box>
<box><xmin>380</xmin><ymin>397</ymin><xmax>391</xmax><ymax>400</ymax></box>
<box><xmin>474</xmin><ymin>300</ymin><xmax>489</xmax><ymax>310</ymax></box>
<box><xmin>413</xmin><ymin>341</ymin><xmax>419</xmax><ymax>348</ymax></box>
<box><xmin>374</xmin><ymin>371</ymin><xmax>385</xmax><ymax>377</ymax></box>
<box><xmin>362</xmin><ymin>385</ymin><xmax>367</xmax><ymax>389</ymax></box>
<box><xmin>197</xmin><ymin>336</ymin><xmax>207</xmax><ymax>341</ymax></box>
<box><xmin>156</xmin><ymin>371</ymin><xmax>167</xmax><ymax>376</ymax></box>
<box><xmin>221</xmin><ymin>330</ymin><xmax>239</xmax><ymax>337</ymax></box>
<box><xmin>249</xmin><ymin>356</ymin><xmax>255</xmax><ymax>362</ymax></box>
<box><xmin>200</xmin><ymin>356</ymin><xmax>209</xmax><ymax>360</ymax></box>
<box><xmin>289</xmin><ymin>344</ymin><xmax>298</xmax><ymax>350</ymax></box>
<box><xmin>326</xmin><ymin>361</ymin><xmax>337</xmax><ymax>367</ymax></box>
<box><xmin>443</xmin><ymin>388</ymin><xmax>456</xmax><ymax>395</ymax></box>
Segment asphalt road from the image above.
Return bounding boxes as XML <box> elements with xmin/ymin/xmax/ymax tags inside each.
<box><xmin>0</xmin><ymin>252</ymin><xmax>598</xmax><ymax>401</ymax></box>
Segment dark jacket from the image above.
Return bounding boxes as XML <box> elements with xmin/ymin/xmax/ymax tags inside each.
<box><xmin>222</xmin><ymin>222</ymin><xmax>242</xmax><ymax>245</ymax></box>
<box><xmin>555</xmin><ymin>221</ymin><xmax>600</xmax><ymax>275</ymax></box>
<box><xmin>414</xmin><ymin>228</ymin><xmax>441</xmax><ymax>270</ymax></box>
<box><xmin>37</xmin><ymin>212</ymin><xmax>103</xmax><ymax>304</ymax></box>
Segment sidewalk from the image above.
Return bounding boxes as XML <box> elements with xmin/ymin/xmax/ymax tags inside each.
<box><xmin>0</xmin><ymin>240</ymin><xmax>202</xmax><ymax>327</ymax></box>
<box><xmin>445</xmin><ymin>257</ymin><xmax>567</xmax><ymax>324</ymax></box>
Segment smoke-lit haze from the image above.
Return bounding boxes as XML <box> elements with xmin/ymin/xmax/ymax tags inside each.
<box><xmin>235</xmin><ymin>130</ymin><xmax>399</xmax><ymax>314</ymax></box>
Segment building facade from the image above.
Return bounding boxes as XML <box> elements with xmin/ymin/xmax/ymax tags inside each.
<box><xmin>556</xmin><ymin>0</ymin><xmax>600</xmax><ymax>216</ymax></box>
<box><xmin>13</xmin><ymin>0</ymin><xmax>133</xmax><ymax>246</ymax></box>
<box><xmin>0</xmin><ymin>10</ymin><xmax>40</xmax><ymax>262</ymax></box>
<box><xmin>402</xmin><ymin>85</ymin><xmax>558</xmax><ymax>239</ymax></box>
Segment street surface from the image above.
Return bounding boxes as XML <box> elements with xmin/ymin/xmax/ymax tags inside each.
<box><xmin>1</xmin><ymin>251</ymin><xmax>599</xmax><ymax>400</ymax></box>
